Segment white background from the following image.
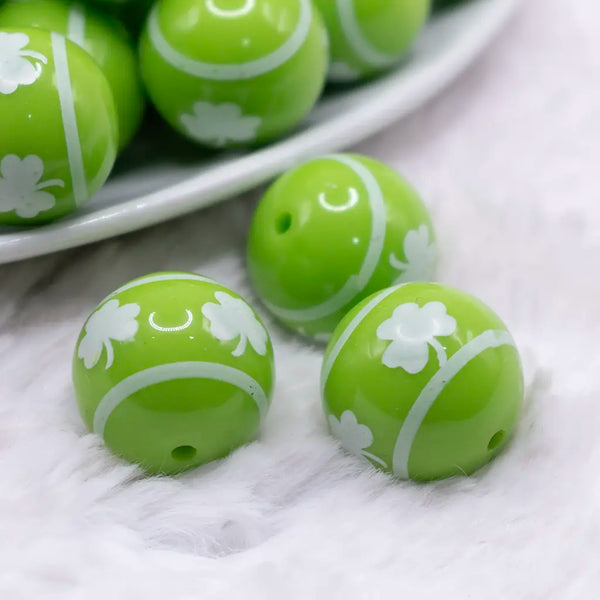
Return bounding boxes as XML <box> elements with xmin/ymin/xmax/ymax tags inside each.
<box><xmin>0</xmin><ymin>0</ymin><xmax>598</xmax><ymax>597</ymax></box>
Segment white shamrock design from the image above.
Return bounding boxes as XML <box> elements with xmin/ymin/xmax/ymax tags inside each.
<box><xmin>78</xmin><ymin>300</ymin><xmax>141</xmax><ymax>370</ymax></box>
<box><xmin>390</xmin><ymin>225</ymin><xmax>436</xmax><ymax>284</ymax></box>
<box><xmin>0</xmin><ymin>32</ymin><xmax>47</xmax><ymax>95</ymax></box>
<box><xmin>376</xmin><ymin>302</ymin><xmax>457</xmax><ymax>373</ymax></box>
<box><xmin>328</xmin><ymin>410</ymin><xmax>386</xmax><ymax>467</ymax></box>
<box><xmin>180</xmin><ymin>101</ymin><xmax>262</xmax><ymax>147</ymax></box>
<box><xmin>0</xmin><ymin>155</ymin><xmax>64</xmax><ymax>218</ymax></box>
<box><xmin>202</xmin><ymin>291</ymin><xmax>268</xmax><ymax>357</ymax></box>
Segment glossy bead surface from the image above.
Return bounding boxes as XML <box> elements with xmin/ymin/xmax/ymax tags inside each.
<box><xmin>322</xmin><ymin>282</ymin><xmax>523</xmax><ymax>481</ymax></box>
<box><xmin>0</xmin><ymin>27</ymin><xmax>117</xmax><ymax>225</ymax></box>
<box><xmin>247</xmin><ymin>154</ymin><xmax>436</xmax><ymax>339</ymax></box>
<box><xmin>314</xmin><ymin>0</ymin><xmax>431</xmax><ymax>82</ymax></box>
<box><xmin>72</xmin><ymin>272</ymin><xmax>275</xmax><ymax>475</ymax></box>
<box><xmin>0</xmin><ymin>0</ymin><xmax>145</xmax><ymax>150</ymax></box>
<box><xmin>139</xmin><ymin>0</ymin><xmax>328</xmax><ymax>148</ymax></box>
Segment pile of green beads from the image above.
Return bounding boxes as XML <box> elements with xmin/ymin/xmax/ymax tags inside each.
<box><xmin>72</xmin><ymin>271</ymin><xmax>274</xmax><ymax>475</ymax></box>
<box><xmin>247</xmin><ymin>154</ymin><xmax>436</xmax><ymax>339</ymax></box>
<box><xmin>321</xmin><ymin>282</ymin><xmax>524</xmax><ymax>480</ymax></box>
<box><xmin>0</xmin><ymin>27</ymin><xmax>118</xmax><ymax>225</ymax></box>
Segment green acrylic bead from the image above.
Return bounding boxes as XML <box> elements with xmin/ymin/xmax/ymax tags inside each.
<box><xmin>72</xmin><ymin>272</ymin><xmax>275</xmax><ymax>475</ymax></box>
<box><xmin>139</xmin><ymin>0</ymin><xmax>328</xmax><ymax>148</ymax></box>
<box><xmin>0</xmin><ymin>27</ymin><xmax>117</xmax><ymax>225</ymax></box>
<box><xmin>247</xmin><ymin>154</ymin><xmax>436</xmax><ymax>339</ymax></box>
<box><xmin>322</xmin><ymin>282</ymin><xmax>524</xmax><ymax>481</ymax></box>
<box><xmin>0</xmin><ymin>0</ymin><xmax>145</xmax><ymax>150</ymax></box>
<box><xmin>314</xmin><ymin>0</ymin><xmax>431</xmax><ymax>82</ymax></box>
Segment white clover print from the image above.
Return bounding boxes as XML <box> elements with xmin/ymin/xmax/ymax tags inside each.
<box><xmin>0</xmin><ymin>32</ymin><xmax>47</xmax><ymax>95</ymax></box>
<box><xmin>78</xmin><ymin>300</ymin><xmax>141</xmax><ymax>370</ymax></box>
<box><xmin>202</xmin><ymin>291</ymin><xmax>268</xmax><ymax>357</ymax></box>
<box><xmin>390</xmin><ymin>225</ymin><xmax>436</xmax><ymax>284</ymax></box>
<box><xmin>328</xmin><ymin>410</ymin><xmax>386</xmax><ymax>468</ymax></box>
<box><xmin>376</xmin><ymin>302</ymin><xmax>457</xmax><ymax>374</ymax></box>
<box><xmin>0</xmin><ymin>155</ymin><xmax>64</xmax><ymax>218</ymax></box>
<box><xmin>180</xmin><ymin>101</ymin><xmax>262</xmax><ymax>147</ymax></box>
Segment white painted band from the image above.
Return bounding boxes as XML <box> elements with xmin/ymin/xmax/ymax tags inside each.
<box><xmin>205</xmin><ymin>0</ymin><xmax>256</xmax><ymax>18</ymax></box>
<box><xmin>147</xmin><ymin>0</ymin><xmax>313</xmax><ymax>81</ymax></box>
<box><xmin>392</xmin><ymin>329</ymin><xmax>516</xmax><ymax>479</ymax></box>
<box><xmin>93</xmin><ymin>361</ymin><xmax>269</xmax><ymax>437</ymax></box>
<box><xmin>51</xmin><ymin>32</ymin><xmax>87</xmax><ymax>207</ymax></box>
<box><xmin>67</xmin><ymin>3</ymin><xmax>86</xmax><ymax>49</ymax></box>
<box><xmin>336</xmin><ymin>0</ymin><xmax>398</xmax><ymax>68</ymax></box>
<box><xmin>264</xmin><ymin>154</ymin><xmax>387</xmax><ymax>324</ymax></box>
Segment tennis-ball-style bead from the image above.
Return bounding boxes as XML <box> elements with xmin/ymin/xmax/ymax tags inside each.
<box><xmin>0</xmin><ymin>27</ymin><xmax>117</xmax><ymax>225</ymax></box>
<box><xmin>314</xmin><ymin>0</ymin><xmax>431</xmax><ymax>82</ymax></box>
<box><xmin>139</xmin><ymin>0</ymin><xmax>328</xmax><ymax>148</ymax></box>
<box><xmin>322</xmin><ymin>282</ymin><xmax>523</xmax><ymax>481</ymax></box>
<box><xmin>0</xmin><ymin>0</ymin><xmax>145</xmax><ymax>150</ymax></box>
<box><xmin>72</xmin><ymin>272</ymin><xmax>275</xmax><ymax>475</ymax></box>
<box><xmin>247</xmin><ymin>154</ymin><xmax>436</xmax><ymax>339</ymax></box>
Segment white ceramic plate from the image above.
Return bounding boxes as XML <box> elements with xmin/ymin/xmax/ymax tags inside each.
<box><xmin>0</xmin><ymin>0</ymin><xmax>517</xmax><ymax>264</ymax></box>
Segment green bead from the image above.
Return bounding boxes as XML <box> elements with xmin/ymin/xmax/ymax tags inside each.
<box><xmin>247</xmin><ymin>154</ymin><xmax>436</xmax><ymax>339</ymax></box>
<box><xmin>139</xmin><ymin>0</ymin><xmax>328</xmax><ymax>148</ymax></box>
<box><xmin>72</xmin><ymin>272</ymin><xmax>275</xmax><ymax>475</ymax></box>
<box><xmin>0</xmin><ymin>0</ymin><xmax>145</xmax><ymax>150</ymax></box>
<box><xmin>322</xmin><ymin>282</ymin><xmax>523</xmax><ymax>481</ymax></box>
<box><xmin>313</xmin><ymin>0</ymin><xmax>431</xmax><ymax>82</ymax></box>
<box><xmin>0</xmin><ymin>27</ymin><xmax>117</xmax><ymax>225</ymax></box>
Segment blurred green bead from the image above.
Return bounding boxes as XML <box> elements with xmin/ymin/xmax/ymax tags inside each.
<box><xmin>322</xmin><ymin>282</ymin><xmax>524</xmax><ymax>481</ymax></box>
<box><xmin>314</xmin><ymin>0</ymin><xmax>431</xmax><ymax>82</ymax></box>
<box><xmin>139</xmin><ymin>0</ymin><xmax>328</xmax><ymax>148</ymax></box>
<box><xmin>0</xmin><ymin>27</ymin><xmax>117</xmax><ymax>225</ymax></box>
<box><xmin>247</xmin><ymin>154</ymin><xmax>436</xmax><ymax>339</ymax></box>
<box><xmin>0</xmin><ymin>0</ymin><xmax>145</xmax><ymax>150</ymax></box>
<box><xmin>72</xmin><ymin>272</ymin><xmax>275</xmax><ymax>475</ymax></box>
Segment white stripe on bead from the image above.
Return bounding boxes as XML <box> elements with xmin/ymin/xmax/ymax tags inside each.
<box><xmin>147</xmin><ymin>0</ymin><xmax>313</xmax><ymax>81</ymax></box>
<box><xmin>67</xmin><ymin>3</ymin><xmax>87</xmax><ymax>49</ymax></box>
<box><xmin>93</xmin><ymin>361</ymin><xmax>270</xmax><ymax>438</ymax></box>
<box><xmin>263</xmin><ymin>154</ymin><xmax>387</xmax><ymax>324</ymax></box>
<box><xmin>51</xmin><ymin>32</ymin><xmax>87</xmax><ymax>207</ymax></box>
<box><xmin>336</xmin><ymin>0</ymin><xmax>400</xmax><ymax>68</ymax></box>
<box><xmin>392</xmin><ymin>329</ymin><xmax>516</xmax><ymax>479</ymax></box>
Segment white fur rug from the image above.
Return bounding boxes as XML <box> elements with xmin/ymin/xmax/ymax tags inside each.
<box><xmin>1</xmin><ymin>0</ymin><xmax>598</xmax><ymax>597</ymax></box>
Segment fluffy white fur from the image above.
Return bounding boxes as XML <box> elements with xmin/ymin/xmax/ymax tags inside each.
<box><xmin>0</xmin><ymin>0</ymin><xmax>598</xmax><ymax>597</ymax></box>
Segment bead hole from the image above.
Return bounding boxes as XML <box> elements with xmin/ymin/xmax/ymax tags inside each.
<box><xmin>171</xmin><ymin>445</ymin><xmax>197</xmax><ymax>461</ymax></box>
<box><xmin>487</xmin><ymin>430</ymin><xmax>505</xmax><ymax>451</ymax></box>
<box><xmin>275</xmin><ymin>212</ymin><xmax>292</xmax><ymax>234</ymax></box>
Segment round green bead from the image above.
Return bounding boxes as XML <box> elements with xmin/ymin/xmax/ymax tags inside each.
<box><xmin>0</xmin><ymin>27</ymin><xmax>117</xmax><ymax>225</ymax></box>
<box><xmin>139</xmin><ymin>0</ymin><xmax>328</xmax><ymax>148</ymax></box>
<box><xmin>322</xmin><ymin>282</ymin><xmax>523</xmax><ymax>481</ymax></box>
<box><xmin>0</xmin><ymin>0</ymin><xmax>145</xmax><ymax>150</ymax></box>
<box><xmin>314</xmin><ymin>0</ymin><xmax>431</xmax><ymax>82</ymax></box>
<box><xmin>247</xmin><ymin>154</ymin><xmax>436</xmax><ymax>339</ymax></box>
<box><xmin>72</xmin><ymin>272</ymin><xmax>275</xmax><ymax>475</ymax></box>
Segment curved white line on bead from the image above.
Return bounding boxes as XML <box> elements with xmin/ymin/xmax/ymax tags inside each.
<box><xmin>147</xmin><ymin>0</ymin><xmax>313</xmax><ymax>81</ymax></box>
<box><xmin>87</xmin><ymin>143</ymin><xmax>116</xmax><ymax>193</ymax></box>
<box><xmin>205</xmin><ymin>0</ymin><xmax>255</xmax><ymax>18</ymax></box>
<box><xmin>102</xmin><ymin>273</ymin><xmax>216</xmax><ymax>304</ymax></box>
<box><xmin>320</xmin><ymin>284</ymin><xmax>406</xmax><ymax>398</ymax></box>
<box><xmin>336</xmin><ymin>0</ymin><xmax>398</xmax><ymax>68</ymax></box>
<box><xmin>51</xmin><ymin>32</ymin><xmax>87</xmax><ymax>207</ymax></box>
<box><xmin>264</xmin><ymin>154</ymin><xmax>387</xmax><ymax>323</ymax></box>
<box><xmin>67</xmin><ymin>3</ymin><xmax>86</xmax><ymax>49</ymax></box>
<box><xmin>392</xmin><ymin>329</ymin><xmax>516</xmax><ymax>479</ymax></box>
<box><xmin>318</xmin><ymin>187</ymin><xmax>359</xmax><ymax>212</ymax></box>
<box><xmin>93</xmin><ymin>361</ymin><xmax>269</xmax><ymax>437</ymax></box>
<box><xmin>148</xmin><ymin>309</ymin><xmax>194</xmax><ymax>332</ymax></box>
